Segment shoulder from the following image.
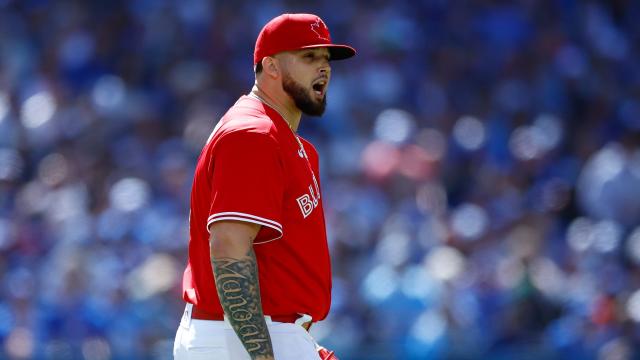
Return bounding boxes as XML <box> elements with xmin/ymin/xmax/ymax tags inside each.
<box><xmin>201</xmin><ymin>121</ymin><xmax>282</xmax><ymax>170</ymax></box>
<box><xmin>222</xmin><ymin>110</ymin><xmax>275</xmax><ymax>135</ymax></box>
<box><xmin>209</xmin><ymin>98</ymin><xmax>281</xmax><ymax>147</ymax></box>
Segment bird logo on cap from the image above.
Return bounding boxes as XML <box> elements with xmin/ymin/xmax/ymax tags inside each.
<box><xmin>310</xmin><ymin>18</ymin><xmax>330</xmax><ymax>41</ymax></box>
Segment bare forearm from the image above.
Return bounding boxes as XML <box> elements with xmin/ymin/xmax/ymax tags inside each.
<box><xmin>212</xmin><ymin>248</ymin><xmax>274</xmax><ymax>359</ymax></box>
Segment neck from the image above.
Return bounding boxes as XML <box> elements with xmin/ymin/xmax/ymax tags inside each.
<box><xmin>250</xmin><ymin>84</ymin><xmax>302</xmax><ymax>132</ymax></box>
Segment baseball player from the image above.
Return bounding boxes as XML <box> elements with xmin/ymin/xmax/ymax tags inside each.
<box><xmin>173</xmin><ymin>13</ymin><xmax>355</xmax><ymax>360</ymax></box>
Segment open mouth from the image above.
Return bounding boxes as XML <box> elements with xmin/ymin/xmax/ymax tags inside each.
<box><xmin>312</xmin><ymin>79</ymin><xmax>327</xmax><ymax>97</ymax></box>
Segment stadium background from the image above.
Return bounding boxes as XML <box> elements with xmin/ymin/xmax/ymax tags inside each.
<box><xmin>1</xmin><ymin>0</ymin><xmax>640</xmax><ymax>359</ymax></box>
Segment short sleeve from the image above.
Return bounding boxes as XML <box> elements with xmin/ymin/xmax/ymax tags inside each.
<box><xmin>207</xmin><ymin>131</ymin><xmax>284</xmax><ymax>243</ymax></box>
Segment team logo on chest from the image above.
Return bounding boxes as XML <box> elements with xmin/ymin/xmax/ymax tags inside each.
<box><xmin>296</xmin><ymin>176</ymin><xmax>321</xmax><ymax>218</ymax></box>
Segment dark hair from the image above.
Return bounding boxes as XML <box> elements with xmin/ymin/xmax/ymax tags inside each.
<box><xmin>255</xmin><ymin>61</ymin><xmax>263</xmax><ymax>74</ymax></box>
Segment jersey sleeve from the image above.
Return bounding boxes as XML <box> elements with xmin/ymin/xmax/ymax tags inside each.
<box><xmin>207</xmin><ymin>130</ymin><xmax>284</xmax><ymax>244</ymax></box>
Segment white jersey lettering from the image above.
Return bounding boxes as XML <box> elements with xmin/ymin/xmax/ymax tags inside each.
<box><xmin>296</xmin><ymin>184</ymin><xmax>321</xmax><ymax>218</ymax></box>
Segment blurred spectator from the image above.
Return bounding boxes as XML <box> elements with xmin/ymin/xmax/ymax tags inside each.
<box><xmin>1</xmin><ymin>0</ymin><xmax>640</xmax><ymax>359</ymax></box>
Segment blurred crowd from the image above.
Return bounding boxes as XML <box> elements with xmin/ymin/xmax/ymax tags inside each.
<box><xmin>1</xmin><ymin>0</ymin><xmax>640</xmax><ymax>359</ymax></box>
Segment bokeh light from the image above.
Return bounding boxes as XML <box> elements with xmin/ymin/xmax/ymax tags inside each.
<box><xmin>453</xmin><ymin>115</ymin><xmax>486</xmax><ymax>151</ymax></box>
<box><xmin>530</xmin><ymin>257</ymin><xmax>565</xmax><ymax>298</ymax></box>
<box><xmin>109</xmin><ymin>177</ymin><xmax>151</xmax><ymax>212</ymax></box>
<box><xmin>21</xmin><ymin>91</ymin><xmax>56</xmax><ymax>129</ymax></box>
<box><xmin>625</xmin><ymin>290</ymin><xmax>640</xmax><ymax>323</ymax></box>
<box><xmin>507</xmin><ymin>114</ymin><xmax>563</xmax><ymax>162</ymax></box>
<box><xmin>92</xmin><ymin>75</ymin><xmax>126</xmax><ymax>112</ymax></box>
<box><xmin>533</xmin><ymin>113</ymin><xmax>563</xmax><ymax>151</ymax></box>
<box><xmin>373</xmin><ymin>108</ymin><xmax>415</xmax><ymax>144</ymax></box>
<box><xmin>509</xmin><ymin>125</ymin><xmax>546</xmax><ymax>161</ymax></box>
<box><xmin>46</xmin><ymin>184</ymin><xmax>89</xmax><ymax>224</ymax></box>
<box><xmin>362</xmin><ymin>264</ymin><xmax>398</xmax><ymax>303</ymax></box>
<box><xmin>401</xmin><ymin>265</ymin><xmax>441</xmax><ymax>303</ymax></box>
<box><xmin>375</xmin><ymin>231</ymin><xmax>410</xmax><ymax>266</ymax></box>
<box><xmin>37</xmin><ymin>153</ymin><xmax>69</xmax><ymax>187</ymax></box>
<box><xmin>586</xmin><ymin>145</ymin><xmax>625</xmax><ymax>182</ymax></box>
<box><xmin>577</xmin><ymin>143</ymin><xmax>640</xmax><ymax>226</ymax></box>
<box><xmin>598</xmin><ymin>338</ymin><xmax>632</xmax><ymax>360</ymax></box>
<box><xmin>591</xmin><ymin>220</ymin><xmax>622</xmax><ymax>253</ymax></box>
<box><xmin>5</xmin><ymin>327</ymin><xmax>34</xmax><ymax>359</ymax></box>
<box><xmin>626</xmin><ymin>227</ymin><xmax>640</xmax><ymax>265</ymax></box>
<box><xmin>567</xmin><ymin>217</ymin><xmax>594</xmax><ymax>252</ymax></box>
<box><xmin>410</xmin><ymin>310</ymin><xmax>446</xmax><ymax>344</ymax></box>
<box><xmin>506</xmin><ymin>225</ymin><xmax>540</xmax><ymax>259</ymax></box>
<box><xmin>450</xmin><ymin>203</ymin><xmax>489</xmax><ymax>241</ymax></box>
<box><xmin>361</xmin><ymin>140</ymin><xmax>401</xmax><ymax>179</ymax></box>
<box><xmin>126</xmin><ymin>253</ymin><xmax>179</xmax><ymax>300</ymax></box>
<box><xmin>425</xmin><ymin>246</ymin><xmax>466</xmax><ymax>282</ymax></box>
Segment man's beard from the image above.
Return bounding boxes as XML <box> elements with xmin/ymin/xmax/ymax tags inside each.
<box><xmin>282</xmin><ymin>72</ymin><xmax>326</xmax><ymax>116</ymax></box>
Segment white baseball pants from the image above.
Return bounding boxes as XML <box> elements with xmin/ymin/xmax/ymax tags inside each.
<box><xmin>173</xmin><ymin>304</ymin><xmax>322</xmax><ymax>360</ymax></box>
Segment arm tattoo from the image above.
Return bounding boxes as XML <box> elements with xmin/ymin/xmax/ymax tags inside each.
<box><xmin>212</xmin><ymin>249</ymin><xmax>274</xmax><ymax>359</ymax></box>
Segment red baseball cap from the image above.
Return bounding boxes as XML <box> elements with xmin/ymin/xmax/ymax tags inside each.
<box><xmin>254</xmin><ymin>13</ymin><xmax>356</xmax><ymax>65</ymax></box>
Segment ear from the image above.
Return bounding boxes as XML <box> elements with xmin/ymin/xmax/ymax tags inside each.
<box><xmin>262</xmin><ymin>56</ymin><xmax>280</xmax><ymax>79</ymax></box>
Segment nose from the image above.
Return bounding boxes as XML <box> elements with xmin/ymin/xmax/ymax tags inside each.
<box><xmin>320</xmin><ymin>62</ymin><xmax>331</xmax><ymax>77</ymax></box>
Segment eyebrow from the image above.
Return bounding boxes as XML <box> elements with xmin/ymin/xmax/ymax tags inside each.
<box><xmin>302</xmin><ymin>51</ymin><xmax>330</xmax><ymax>60</ymax></box>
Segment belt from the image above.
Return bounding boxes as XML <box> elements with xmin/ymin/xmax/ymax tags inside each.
<box><xmin>191</xmin><ymin>305</ymin><xmax>313</xmax><ymax>331</ymax></box>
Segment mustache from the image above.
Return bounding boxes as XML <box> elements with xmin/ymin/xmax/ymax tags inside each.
<box><xmin>313</xmin><ymin>75</ymin><xmax>329</xmax><ymax>83</ymax></box>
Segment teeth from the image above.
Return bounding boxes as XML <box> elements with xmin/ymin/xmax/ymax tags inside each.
<box><xmin>313</xmin><ymin>79</ymin><xmax>327</xmax><ymax>96</ymax></box>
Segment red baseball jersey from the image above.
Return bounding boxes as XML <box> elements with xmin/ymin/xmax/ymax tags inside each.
<box><xmin>181</xmin><ymin>95</ymin><xmax>332</xmax><ymax>321</ymax></box>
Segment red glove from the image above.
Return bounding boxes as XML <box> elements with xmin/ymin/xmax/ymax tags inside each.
<box><xmin>317</xmin><ymin>346</ymin><xmax>339</xmax><ymax>360</ymax></box>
